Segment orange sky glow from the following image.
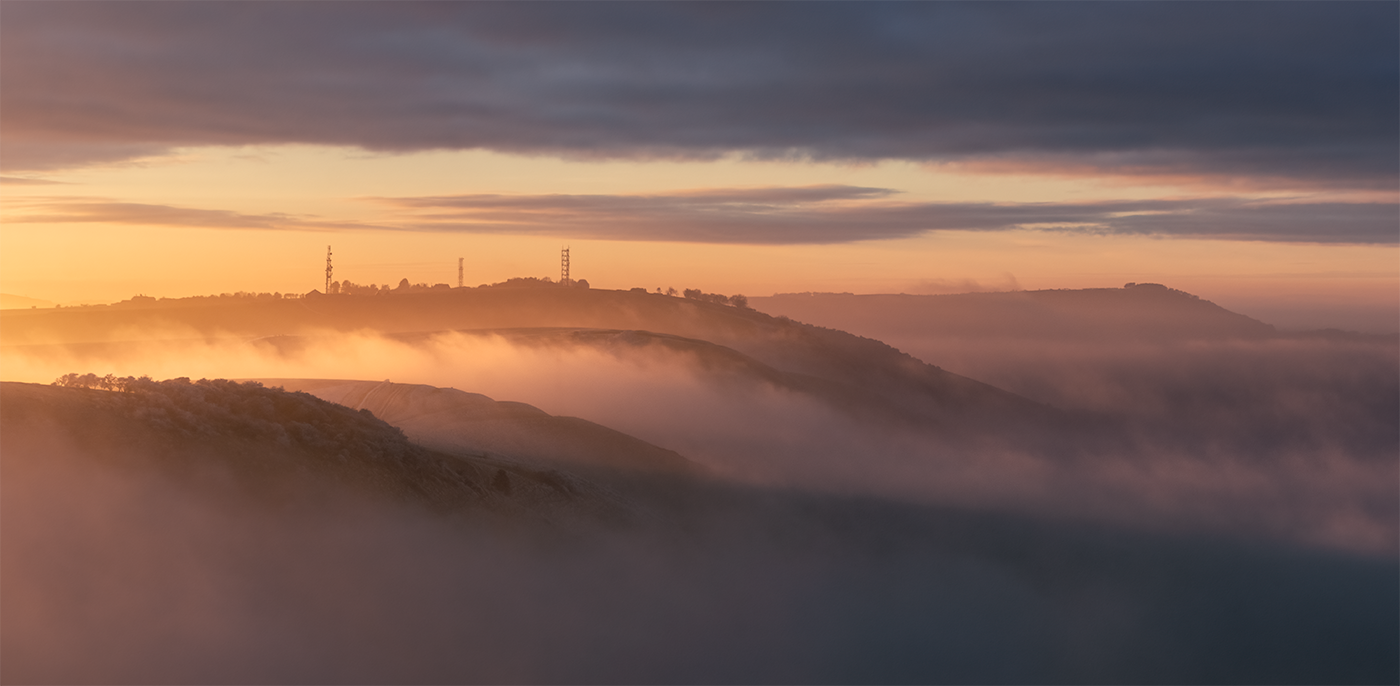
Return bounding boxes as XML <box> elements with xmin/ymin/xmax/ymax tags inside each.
<box><xmin>3</xmin><ymin>146</ymin><xmax>1395</xmax><ymax>331</ymax></box>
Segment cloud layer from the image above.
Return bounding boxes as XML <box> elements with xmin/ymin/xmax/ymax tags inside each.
<box><xmin>3</xmin><ymin>2</ymin><xmax>1395</xmax><ymax>185</ymax></box>
<box><xmin>373</xmin><ymin>189</ymin><xmax>1398</xmax><ymax>244</ymax></box>
<box><xmin>10</xmin><ymin>188</ymin><xmax>1393</xmax><ymax>245</ymax></box>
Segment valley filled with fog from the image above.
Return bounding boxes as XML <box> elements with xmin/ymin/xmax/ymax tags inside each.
<box><xmin>2</xmin><ymin>285</ymin><xmax>1395</xmax><ymax>683</ymax></box>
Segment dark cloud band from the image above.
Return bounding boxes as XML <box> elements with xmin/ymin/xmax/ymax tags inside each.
<box><xmin>2</xmin><ymin>2</ymin><xmax>1394</xmax><ymax>185</ymax></box>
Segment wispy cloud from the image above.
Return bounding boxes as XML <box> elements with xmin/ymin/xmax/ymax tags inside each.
<box><xmin>4</xmin><ymin>197</ymin><xmax>381</xmax><ymax>232</ymax></box>
<box><xmin>369</xmin><ymin>187</ymin><xmax>1398</xmax><ymax>245</ymax></box>
<box><xmin>6</xmin><ymin>190</ymin><xmax>1393</xmax><ymax>245</ymax></box>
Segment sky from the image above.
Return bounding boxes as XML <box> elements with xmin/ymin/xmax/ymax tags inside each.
<box><xmin>2</xmin><ymin>2</ymin><xmax>1396</xmax><ymax>331</ymax></box>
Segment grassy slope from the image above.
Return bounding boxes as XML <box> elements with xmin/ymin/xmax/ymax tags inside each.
<box><xmin>250</xmin><ymin>378</ymin><xmax>700</xmax><ymax>476</ymax></box>
<box><xmin>0</xmin><ymin>380</ymin><xmax>633</xmax><ymax>522</ymax></box>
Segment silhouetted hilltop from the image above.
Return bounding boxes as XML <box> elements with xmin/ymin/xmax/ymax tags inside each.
<box><xmin>0</xmin><ymin>286</ymin><xmax>765</xmax><ymax>344</ymax></box>
<box><xmin>251</xmin><ymin>378</ymin><xmax>700</xmax><ymax>476</ymax></box>
<box><xmin>754</xmin><ymin>284</ymin><xmax>1276</xmax><ymax>342</ymax></box>
<box><xmin>0</xmin><ymin>379</ymin><xmax>631</xmax><ymax>521</ymax></box>
<box><xmin>0</xmin><ymin>287</ymin><xmax>1053</xmax><ymax>431</ymax></box>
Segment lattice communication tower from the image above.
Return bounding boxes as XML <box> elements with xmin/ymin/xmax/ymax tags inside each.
<box><xmin>458</xmin><ymin>258</ymin><xmax>464</xmax><ymax>288</ymax></box>
<box><xmin>325</xmin><ymin>246</ymin><xmax>333</xmax><ymax>293</ymax></box>
<box><xmin>560</xmin><ymin>247</ymin><xmax>571</xmax><ymax>286</ymax></box>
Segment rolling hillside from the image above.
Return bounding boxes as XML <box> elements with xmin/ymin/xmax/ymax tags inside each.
<box><xmin>251</xmin><ymin>378</ymin><xmax>699</xmax><ymax>476</ymax></box>
<box><xmin>752</xmin><ymin>283</ymin><xmax>1278</xmax><ymax>343</ymax></box>
<box><xmin>0</xmin><ymin>379</ymin><xmax>634</xmax><ymax>523</ymax></box>
<box><xmin>1</xmin><ymin>286</ymin><xmax>1057</xmax><ymax>433</ymax></box>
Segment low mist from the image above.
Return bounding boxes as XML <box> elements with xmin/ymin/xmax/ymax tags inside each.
<box><xmin>3</xmin><ymin>327</ymin><xmax>1394</xmax><ymax>555</ymax></box>
<box><xmin>5</xmin><ymin>419</ymin><xmax>1394</xmax><ymax>684</ymax></box>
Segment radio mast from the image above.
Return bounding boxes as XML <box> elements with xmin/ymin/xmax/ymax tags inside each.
<box><xmin>458</xmin><ymin>258</ymin><xmax>464</xmax><ymax>288</ymax></box>
<box><xmin>324</xmin><ymin>246</ymin><xmax>333</xmax><ymax>293</ymax></box>
<box><xmin>560</xmin><ymin>247</ymin><xmax>571</xmax><ymax>286</ymax></box>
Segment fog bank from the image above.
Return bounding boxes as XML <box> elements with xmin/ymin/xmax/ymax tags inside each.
<box><xmin>3</xmin><ymin>328</ymin><xmax>1394</xmax><ymax>555</ymax></box>
<box><xmin>5</xmin><ymin>425</ymin><xmax>1395</xmax><ymax>684</ymax></box>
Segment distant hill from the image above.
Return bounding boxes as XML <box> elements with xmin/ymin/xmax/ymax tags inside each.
<box><xmin>752</xmin><ymin>284</ymin><xmax>1276</xmax><ymax>343</ymax></box>
<box><xmin>252</xmin><ymin>378</ymin><xmax>700</xmax><ymax>476</ymax></box>
<box><xmin>0</xmin><ymin>293</ymin><xmax>54</xmax><ymax>310</ymax></box>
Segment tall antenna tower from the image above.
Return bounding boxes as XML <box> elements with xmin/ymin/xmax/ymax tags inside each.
<box><xmin>560</xmin><ymin>247</ymin><xmax>571</xmax><ymax>286</ymax></box>
<box><xmin>458</xmin><ymin>258</ymin><xmax>464</xmax><ymax>288</ymax></box>
<box><xmin>325</xmin><ymin>245</ymin><xmax>333</xmax><ymax>293</ymax></box>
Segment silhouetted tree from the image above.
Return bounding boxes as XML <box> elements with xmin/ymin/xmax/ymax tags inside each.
<box><xmin>485</xmin><ymin>277</ymin><xmax>561</xmax><ymax>289</ymax></box>
<box><xmin>682</xmin><ymin>288</ymin><xmax>748</xmax><ymax>307</ymax></box>
<box><xmin>53</xmin><ymin>372</ymin><xmax>151</xmax><ymax>392</ymax></box>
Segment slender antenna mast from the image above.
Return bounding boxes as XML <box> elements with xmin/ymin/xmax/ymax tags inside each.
<box><xmin>458</xmin><ymin>257</ymin><xmax>464</xmax><ymax>288</ymax></box>
<box><xmin>560</xmin><ymin>247</ymin><xmax>571</xmax><ymax>286</ymax></box>
<box><xmin>325</xmin><ymin>245</ymin><xmax>333</xmax><ymax>293</ymax></box>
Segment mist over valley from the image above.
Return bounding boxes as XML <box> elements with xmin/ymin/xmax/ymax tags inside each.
<box><xmin>2</xmin><ymin>283</ymin><xmax>1395</xmax><ymax>683</ymax></box>
<box><xmin>5</xmin><ymin>4</ymin><xmax>1396</xmax><ymax>682</ymax></box>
